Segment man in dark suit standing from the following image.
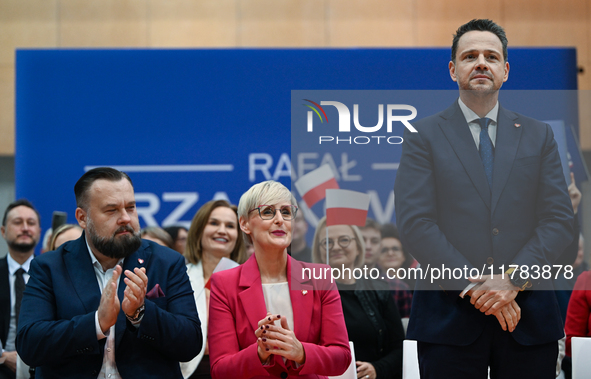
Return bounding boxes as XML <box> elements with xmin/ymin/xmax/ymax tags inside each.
<box><xmin>17</xmin><ymin>167</ymin><xmax>202</xmax><ymax>378</ymax></box>
<box><xmin>0</xmin><ymin>199</ymin><xmax>40</xmax><ymax>379</ymax></box>
<box><xmin>395</xmin><ymin>19</ymin><xmax>574</xmax><ymax>378</ymax></box>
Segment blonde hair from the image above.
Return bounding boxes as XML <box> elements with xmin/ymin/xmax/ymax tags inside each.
<box><xmin>237</xmin><ymin>180</ymin><xmax>296</xmax><ymax>242</ymax></box>
<box><xmin>311</xmin><ymin>216</ymin><xmax>365</xmax><ymax>269</ymax></box>
<box><xmin>184</xmin><ymin>200</ymin><xmax>246</xmax><ymax>265</ymax></box>
<box><xmin>49</xmin><ymin>224</ymin><xmax>83</xmax><ymax>251</ymax></box>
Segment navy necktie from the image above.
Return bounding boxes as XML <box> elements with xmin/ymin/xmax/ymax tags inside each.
<box><xmin>14</xmin><ymin>268</ymin><xmax>25</xmax><ymax>329</ymax></box>
<box><xmin>478</xmin><ymin>117</ymin><xmax>494</xmax><ymax>188</ymax></box>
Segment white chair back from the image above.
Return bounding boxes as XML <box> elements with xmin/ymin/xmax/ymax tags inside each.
<box><xmin>330</xmin><ymin>341</ymin><xmax>356</xmax><ymax>379</ymax></box>
<box><xmin>403</xmin><ymin>340</ymin><xmax>420</xmax><ymax>379</ymax></box>
<box><xmin>572</xmin><ymin>337</ymin><xmax>591</xmax><ymax>379</ymax></box>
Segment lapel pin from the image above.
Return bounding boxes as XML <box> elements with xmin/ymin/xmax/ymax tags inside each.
<box><xmin>514</xmin><ymin>123</ymin><xmax>521</xmax><ymax>128</ymax></box>
<box><xmin>138</xmin><ymin>258</ymin><xmax>144</xmax><ymax>264</ymax></box>
<box><xmin>301</xmin><ymin>290</ymin><xmax>308</xmax><ymax>295</ymax></box>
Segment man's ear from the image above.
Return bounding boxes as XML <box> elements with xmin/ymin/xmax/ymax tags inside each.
<box><xmin>449</xmin><ymin>61</ymin><xmax>457</xmax><ymax>82</ymax></box>
<box><xmin>75</xmin><ymin>207</ymin><xmax>87</xmax><ymax>229</ymax></box>
<box><xmin>0</xmin><ymin>226</ymin><xmax>5</xmax><ymax>239</ymax></box>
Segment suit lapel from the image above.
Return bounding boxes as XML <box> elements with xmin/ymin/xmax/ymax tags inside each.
<box><xmin>63</xmin><ymin>234</ymin><xmax>102</xmax><ymax>314</ymax></box>
<box><xmin>287</xmin><ymin>257</ymin><xmax>313</xmax><ymax>341</ymax></box>
<box><xmin>439</xmin><ymin>101</ymin><xmax>492</xmax><ymax>209</ymax></box>
<box><xmin>116</xmin><ymin>240</ymin><xmax>151</xmax><ymax>347</ymax></box>
<box><xmin>491</xmin><ymin>106</ymin><xmax>521</xmax><ymax>214</ymax></box>
<box><xmin>238</xmin><ymin>255</ymin><xmax>268</xmax><ymax>333</ymax></box>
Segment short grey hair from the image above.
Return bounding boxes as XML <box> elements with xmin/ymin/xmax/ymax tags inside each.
<box><xmin>237</xmin><ymin>180</ymin><xmax>296</xmax><ymax>221</ymax></box>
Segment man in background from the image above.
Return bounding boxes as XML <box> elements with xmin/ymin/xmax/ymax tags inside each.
<box><xmin>0</xmin><ymin>199</ymin><xmax>40</xmax><ymax>379</ymax></box>
<box><xmin>360</xmin><ymin>218</ymin><xmax>382</xmax><ymax>269</ymax></box>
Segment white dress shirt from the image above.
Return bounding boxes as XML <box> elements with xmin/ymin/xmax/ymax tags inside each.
<box><xmin>458</xmin><ymin>97</ymin><xmax>499</xmax><ymax>149</ymax></box>
<box><xmin>5</xmin><ymin>254</ymin><xmax>33</xmax><ymax>379</ymax></box>
<box><xmin>5</xmin><ymin>254</ymin><xmax>33</xmax><ymax>352</ymax></box>
<box><xmin>85</xmin><ymin>239</ymin><xmax>124</xmax><ymax>379</ymax></box>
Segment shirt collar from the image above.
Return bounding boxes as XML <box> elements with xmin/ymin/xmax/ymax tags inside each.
<box><xmin>458</xmin><ymin>97</ymin><xmax>499</xmax><ymax>124</ymax></box>
<box><xmin>85</xmin><ymin>235</ymin><xmax>124</xmax><ymax>273</ymax></box>
<box><xmin>7</xmin><ymin>253</ymin><xmax>33</xmax><ymax>276</ymax></box>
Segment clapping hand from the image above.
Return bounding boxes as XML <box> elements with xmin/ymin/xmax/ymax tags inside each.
<box><xmin>122</xmin><ymin>267</ymin><xmax>148</xmax><ymax>317</ymax></box>
<box><xmin>255</xmin><ymin>313</ymin><xmax>305</xmax><ymax>364</ymax></box>
<box><xmin>97</xmin><ymin>265</ymin><xmax>122</xmax><ymax>333</ymax></box>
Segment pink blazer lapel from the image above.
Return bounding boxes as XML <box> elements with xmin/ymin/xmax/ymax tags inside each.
<box><xmin>237</xmin><ymin>255</ymin><xmax>268</xmax><ymax>333</ymax></box>
<box><xmin>287</xmin><ymin>256</ymin><xmax>314</xmax><ymax>342</ymax></box>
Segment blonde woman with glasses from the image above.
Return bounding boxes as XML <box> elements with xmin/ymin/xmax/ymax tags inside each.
<box><xmin>208</xmin><ymin>181</ymin><xmax>351</xmax><ymax>379</ymax></box>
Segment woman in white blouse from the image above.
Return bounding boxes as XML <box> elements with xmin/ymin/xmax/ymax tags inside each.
<box><xmin>207</xmin><ymin>181</ymin><xmax>351</xmax><ymax>379</ymax></box>
<box><xmin>181</xmin><ymin>200</ymin><xmax>247</xmax><ymax>379</ymax></box>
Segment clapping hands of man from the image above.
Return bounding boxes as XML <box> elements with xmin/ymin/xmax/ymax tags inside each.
<box><xmin>98</xmin><ymin>266</ymin><xmax>148</xmax><ymax>333</ymax></box>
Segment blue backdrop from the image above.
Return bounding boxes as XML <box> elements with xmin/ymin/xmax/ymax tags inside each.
<box><xmin>15</xmin><ymin>48</ymin><xmax>578</xmax><ymax>248</ymax></box>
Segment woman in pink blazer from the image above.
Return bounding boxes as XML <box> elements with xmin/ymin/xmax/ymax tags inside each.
<box><xmin>208</xmin><ymin>180</ymin><xmax>352</xmax><ymax>379</ymax></box>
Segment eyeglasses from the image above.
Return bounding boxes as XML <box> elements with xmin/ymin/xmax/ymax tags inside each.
<box><xmin>381</xmin><ymin>246</ymin><xmax>402</xmax><ymax>254</ymax></box>
<box><xmin>249</xmin><ymin>205</ymin><xmax>298</xmax><ymax>220</ymax></box>
<box><xmin>319</xmin><ymin>236</ymin><xmax>356</xmax><ymax>251</ymax></box>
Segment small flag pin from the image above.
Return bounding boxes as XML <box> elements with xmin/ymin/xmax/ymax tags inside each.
<box><xmin>302</xmin><ymin>290</ymin><xmax>308</xmax><ymax>295</ymax></box>
<box><xmin>138</xmin><ymin>258</ymin><xmax>144</xmax><ymax>264</ymax></box>
<box><xmin>514</xmin><ymin>123</ymin><xmax>521</xmax><ymax>128</ymax></box>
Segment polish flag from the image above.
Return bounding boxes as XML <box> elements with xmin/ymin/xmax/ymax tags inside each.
<box><xmin>325</xmin><ymin>189</ymin><xmax>370</xmax><ymax>226</ymax></box>
<box><xmin>294</xmin><ymin>164</ymin><xmax>339</xmax><ymax>207</ymax></box>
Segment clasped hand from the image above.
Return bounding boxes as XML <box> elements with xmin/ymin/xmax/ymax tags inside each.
<box><xmin>468</xmin><ymin>274</ymin><xmax>521</xmax><ymax>332</ymax></box>
<box><xmin>98</xmin><ymin>266</ymin><xmax>148</xmax><ymax>333</ymax></box>
<box><xmin>255</xmin><ymin>312</ymin><xmax>305</xmax><ymax>365</ymax></box>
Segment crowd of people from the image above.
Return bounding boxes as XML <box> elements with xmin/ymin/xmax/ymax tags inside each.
<box><xmin>0</xmin><ymin>169</ymin><xmax>587</xmax><ymax>379</ymax></box>
<box><xmin>0</xmin><ymin>18</ymin><xmax>589</xmax><ymax>379</ymax></box>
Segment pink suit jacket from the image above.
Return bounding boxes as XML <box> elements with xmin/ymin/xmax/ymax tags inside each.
<box><xmin>209</xmin><ymin>254</ymin><xmax>351</xmax><ymax>379</ymax></box>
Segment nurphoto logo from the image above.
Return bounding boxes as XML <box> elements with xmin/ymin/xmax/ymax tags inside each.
<box><xmin>303</xmin><ymin>99</ymin><xmax>418</xmax><ymax>145</ymax></box>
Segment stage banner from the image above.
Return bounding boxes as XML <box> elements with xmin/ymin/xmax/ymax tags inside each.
<box><xmin>16</xmin><ymin>48</ymin><xmax>577</xmax><ymax>251</ymax></box>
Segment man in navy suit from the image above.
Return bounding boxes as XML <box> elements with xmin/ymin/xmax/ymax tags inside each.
<box><xmin>16</xmin><ymin>167</ymin><xmax>202</xmax><ymax>378</ymax></box>
<box><xmin>394</xmin><ymin>19</ymin><xmax>574</xmax><ymax>378</ymax></box>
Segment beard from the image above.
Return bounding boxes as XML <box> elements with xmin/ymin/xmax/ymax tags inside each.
<box><xmin>7</xmin><ymin>236</ymin><xmax>37</xmax><ymax>253</ymax></box>
<box><xmin>87</xmin><ymin>218</ymin><xmax>141</xmax><ymax>260</ymax></box>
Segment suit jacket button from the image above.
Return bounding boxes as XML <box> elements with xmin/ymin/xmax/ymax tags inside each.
<box><xmin>487</xmin><ymin>257</ymin><xmax>494</xmax><ymax>265</ymax></box>
<box><xmin>280</xmin><ymin>372</ymin><xmax>288</xmax><ymax>379</ymax></box>
<box><xmin>492</xmin><ymin>228</ymin><xmax>499</xmax><ymax>236</ymax></box>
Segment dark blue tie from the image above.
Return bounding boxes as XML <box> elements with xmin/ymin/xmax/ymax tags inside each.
<box><xmin>478</xmin><ymin>117</ymin><xmax>494</xmax><ymax>188</ymax></box>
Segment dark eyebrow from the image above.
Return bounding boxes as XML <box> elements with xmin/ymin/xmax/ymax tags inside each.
<box><xmin>462</xmin><ymin>49</ymin><xmax>501</xmax><ymax>56</ymax></box>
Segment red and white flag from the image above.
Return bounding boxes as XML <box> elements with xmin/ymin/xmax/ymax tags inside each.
<box><xmin>294</xmin><ymin>164</ymin><xmax>339</xmax><ymax>207</ymax></box>
<box><xmin>325</xmin><ymin>189</ymin><xmax>370</xmax><ymax>226</ymax></box>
